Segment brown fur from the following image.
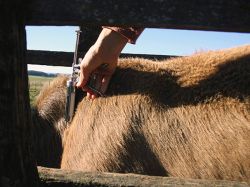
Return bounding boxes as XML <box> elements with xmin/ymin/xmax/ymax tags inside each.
<box><xmin>34</xmin><ymin>45</ymin><xmax>250</xmax><ymax>182</ymax></box>
<box><xmin>31</xmin><ymin>76</ymin><xmax>68</xmax><ymax>167</ymax></box>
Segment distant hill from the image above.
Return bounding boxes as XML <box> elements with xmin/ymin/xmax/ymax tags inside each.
<box><xmin>28</xmin><ymin>70</ymin><xmax>57</xmax><ymax>77</ymax></box>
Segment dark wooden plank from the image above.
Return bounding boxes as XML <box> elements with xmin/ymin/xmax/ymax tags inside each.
<box><xmin>26</xmin><ymin>50</ymin><xmax>175</xmax><ymax>67</ymax></box>
<box><xmin>38</xmin><ymin>167</ymin><xmax>249</xmax><ymax>187</ymax></box>
<box><xmin>0</xmin><ymin>0</ymin><xmax>39</xmax><ymax>186</ymax></box>
<box><xmin>26</xmin><ymin>0</ymin><xmax>250</xmax><ymax>33</ymax></box>
<box><xmin>27</xmin><ymin>50</ymin><xmax>74</xmax><ymax>67</ymax></box>
<box><xmin>78</xmin><ymin>26</ymin><xmax>102</xmax><ymax>53</ymax></box>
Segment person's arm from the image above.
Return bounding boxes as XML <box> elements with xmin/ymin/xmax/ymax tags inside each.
<box><xmin>76</xmin><ymin>27</ymin><xmax>144</xmax><ymax>99</ymax></box>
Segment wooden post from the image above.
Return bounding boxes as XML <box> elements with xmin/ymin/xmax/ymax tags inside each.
<box><xmin>78</xmin><ymin>26</ymin><xmax>102</xmax><ymax>57</ymax></box>
<box><xmin>0</xmin><ymin>0</ymin><xmax>39</xmax><ymax>186</ymax></box>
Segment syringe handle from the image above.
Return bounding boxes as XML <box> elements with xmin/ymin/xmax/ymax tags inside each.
<box><xmin>65</xmin><ymin>80</ymin><xmax>76</xmax><ymax>122</ymax></box>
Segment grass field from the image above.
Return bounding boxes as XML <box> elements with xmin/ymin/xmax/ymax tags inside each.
<box><xmin>29</xmin><ymin>75</ymin><xmax>54</xmax><ymax>106</ymax></box>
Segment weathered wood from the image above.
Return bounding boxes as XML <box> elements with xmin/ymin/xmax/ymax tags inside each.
<box><xmin>26</xmin><ymin>0</ymin><xmax>250</xmax><ymax>33</ymax></box>
<box><xmin>0</xmin><ymin>1</ymin><xmax>39</xmax><ymax>186</ymax></box>
<box><xmin>26</xmin><ymin>50</ymin><xmax>175</xmax><ymax>67</ymax></box>
<box><xmin>78</xmin><ymin>26</ymin><xmax>102</xmax><ymax>53</ymax></box>
<box><xmin>38</xmin><ymin>167</ymin><xmax>249</xmax><ymax>187</ymax></box>
<box><xmin>27</xmin><ymin>50</ymin><xmax>74</xmax><ymax>67</ymax></box>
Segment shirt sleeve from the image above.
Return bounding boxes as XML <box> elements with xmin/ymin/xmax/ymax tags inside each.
<box><xmin>103</xmin><ymin>26</ymin><xmax>144</xmax><ymax>44</ymax></box>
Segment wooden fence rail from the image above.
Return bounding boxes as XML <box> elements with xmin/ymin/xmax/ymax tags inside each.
<box><xmin>38</xmin><ymin>167</ymin><xmax>249</xmax><ymax>187</ymax></box>
<box><xmin>27</xmin><ymin>50</ymin><xmax>175</xmax><ymax>67</ymax></box>
<box><xmin>26</xmin><ymin>0</ymin><xmax>250</xmax><ymax>68</ymax></box>
<box><xmin>27</xmin><ymin>0</ymin><xmax>250</xmax><ymax>33</ymax></box>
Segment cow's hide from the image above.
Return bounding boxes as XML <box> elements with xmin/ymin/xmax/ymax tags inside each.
<box><xmin>32</xmin><ymin>45</ymin><xmax>250</xmax><ymax>182</ymax></box>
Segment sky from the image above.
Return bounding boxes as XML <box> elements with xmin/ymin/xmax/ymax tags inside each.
<box><xmin>26</xmin><ymin>26</ymin><xmax>250</xmax><ymax>74</ymax></box>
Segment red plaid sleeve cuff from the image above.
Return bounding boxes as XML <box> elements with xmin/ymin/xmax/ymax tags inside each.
<box><xmin>103</xmin><ymin>26</ymin><xmax>144</xmax><ymax>44</ymax></box>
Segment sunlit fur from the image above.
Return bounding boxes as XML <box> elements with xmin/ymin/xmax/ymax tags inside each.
<box><xmin>33</xmin><ymin>45</ymin><xmax>250</xmax><ymax>182</ymax></box>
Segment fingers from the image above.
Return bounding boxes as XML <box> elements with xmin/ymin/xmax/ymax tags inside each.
<box><xmin>76</xmin><ymin>57</ymin><xmax>90</xmax><ymax>88</ymax></box>
<box><xmin>86</xmin><ymin>91</ymin><xmax>97</xmax><ymax>100</ymax></box>
<box><xmin>76</xmin><ymin>48</ymin><xmax>101</xmax><ymax>88</ymax></box>
<box><xmin>76</xmin><ymin>68</ymin><xmax>90</xmax><ymax>88</ymax></box>
<box><xmin>76</xmin><ymin>58</ymin><xmax>116</xmax><ymax>99</ymax></box>
<box><xmin>86</xmin><ymin>74</ymin><xmax>110</xmax><ymax>99</ymax></box>
<box><xmin>76</xmin><ymin>52</ymin><xmax>114</xmax><ymax>99</ymax></box>
<box><xmin>81</xmin><ymin>72</ymin><xmax>112</xmax><ymax>100</ymax></box>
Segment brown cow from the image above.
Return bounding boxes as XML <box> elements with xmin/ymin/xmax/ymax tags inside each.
<box><xmin>31</xmin><ymin>76</ymin><xmax>68</xmax><ymax>167</ymax></box>
<box><xmin>33</xmin><ymin>45</ymin><xmax>250</xmax><ymax>182</ymax></box>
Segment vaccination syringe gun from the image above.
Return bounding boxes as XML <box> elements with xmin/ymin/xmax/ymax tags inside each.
<box><xmin>65</xmin><ymin>30</ymin><xmax>81</xmax><ymax>123</ymax></box>
<box><xmin>65</xmin><ymin>30</ymin><xmax>107</xmax><ymax>122</ymax></box>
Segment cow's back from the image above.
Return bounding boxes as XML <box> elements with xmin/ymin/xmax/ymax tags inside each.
<box><xmin>61</xmin><ymin>45</ymin><xmax>250</xmax><ymax>182</ymax></box>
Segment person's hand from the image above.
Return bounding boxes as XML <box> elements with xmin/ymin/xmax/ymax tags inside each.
<box><xmin>76</xmin><ymin>28</ymin><xmax>128</xmax><ymax>99</ymax></box>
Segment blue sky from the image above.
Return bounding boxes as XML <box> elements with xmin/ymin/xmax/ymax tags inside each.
<box><xmin>26</xmin><ymin>26</ymin><xmax>250</xmax><ymax>74</ymax></box>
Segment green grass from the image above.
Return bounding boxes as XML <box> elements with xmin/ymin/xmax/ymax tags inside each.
<box><xmin>29</xmin><ymin>75</ymin><xmax>53</xmax><ymax>106</ymax></box>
